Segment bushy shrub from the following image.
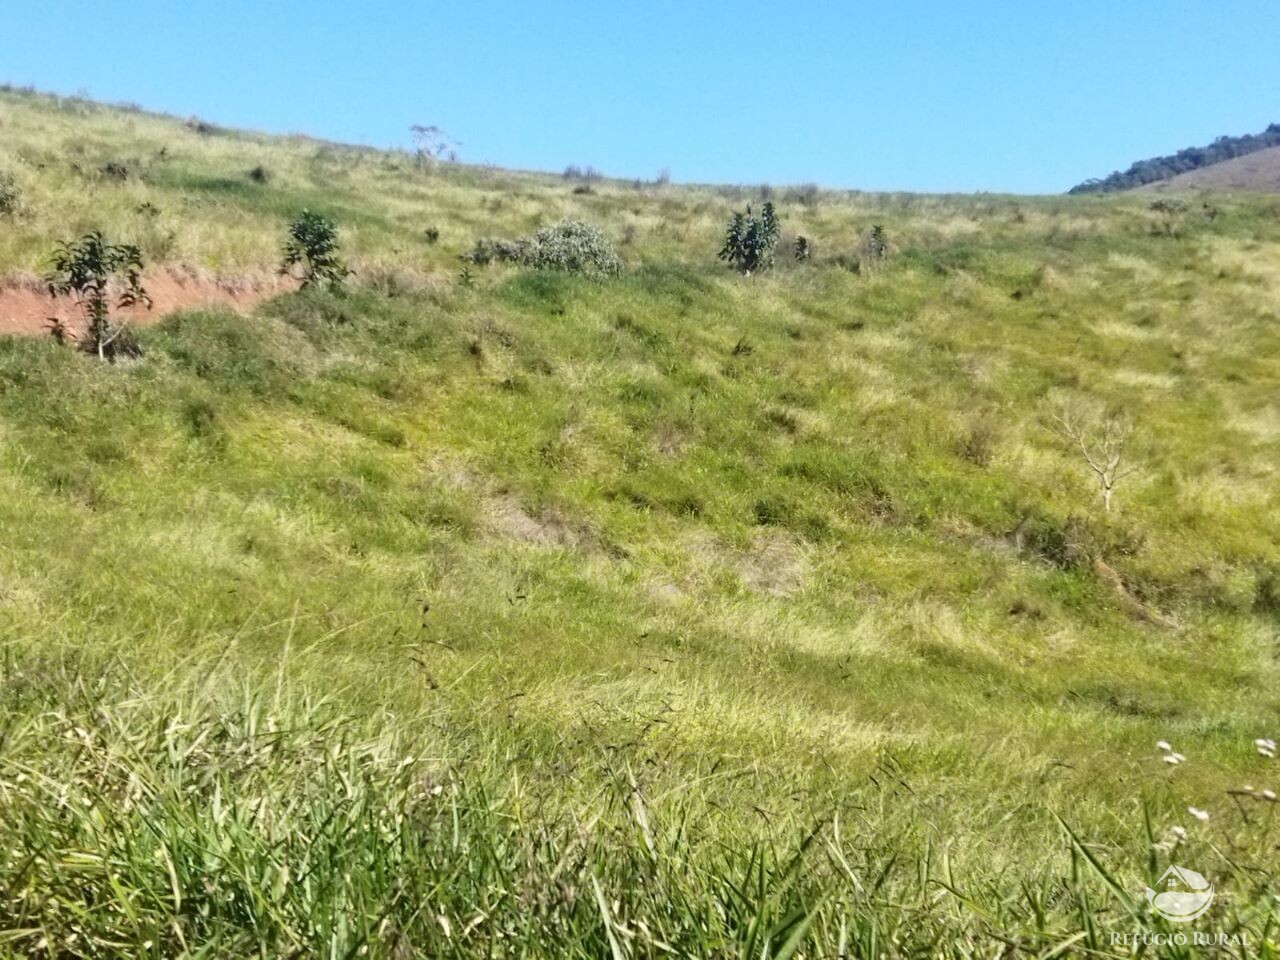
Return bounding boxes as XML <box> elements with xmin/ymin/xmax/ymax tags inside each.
<box><xmin>99</xmin><ymin>160</ymin><xmax>131</xmax><ymax>182</ymax></box>
<box><xmin>281</xmin><ymin>211</ymin><xmax>348</xmax><ymax>291</ymax></box>
<box><xmin>463</xmin><ymin>237</ymin><xmax>530</xmax><ymax>267</ymax></box>
<box><xmin>0</xmin><ymin>172</ymin><xmax>19</xmax><ymax>215</ymax></box>
<box><xmin>793</xmin><ymin>236</ymin><xmax>811</xmax><ymax>261</ymax></box>
<box><xmin>463</xmin><ymin>220</ymin><xmax>622</xmax><ymax>278</ymax></box>
<box><xmin>521</xmin><ymin>220</ymin><xmax>622</xmax><ymax>277</ymax></box>
<box><xmin>863</xmin><ymin>224</ymin><xmax>888</xmax><ymax>261</ymax></box>
<box><xmin>718</xmin><ymin>202</ymin><xmax>779</xmax><ymax>274</ymax></box>
<box><xmin>1149</xmin><ymin>199</ymin><xmax>1188</xmax><ymax>237</ymax></box>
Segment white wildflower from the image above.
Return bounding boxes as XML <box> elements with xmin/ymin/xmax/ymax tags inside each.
<box><xmin>1163</xmin><ymin>753</ymin><xmax>1184</xmax><ymax>765</ymax></box>
<box><xmin>1262</xmin><ymin>789</ymin><xmax>1277</xmax><ymax>801</ymax></box>
<box><xmin>1254</xmin><ymin>738</ymin><xmax>1276</xmax><ymax>750</ymax></box>
<box><xmin>1188</xmin><ymin>806</ymin><xmax>1209</xmax><ymax>821</ymax></box>
<box><xmin>1170</xmin><ymin>826</ymin><xmax>1187</xmax><ymax>840</ymax></box>
<box><xmin>1157</xmin><ymin>740</ymin><xmax>1173</xmax><ymax>752</ymax></box>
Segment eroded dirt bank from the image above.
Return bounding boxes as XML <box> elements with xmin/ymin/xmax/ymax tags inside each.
<box><xmin>0</xmin><ymin>267</ymin><xmax>296</xmax><ymax>338</ymax></box>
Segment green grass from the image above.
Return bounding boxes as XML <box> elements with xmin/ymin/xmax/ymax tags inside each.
<box><xmin>0</xmin><ymin>86</ymin><xmax>1278</xmax><ymax>956</ymax></box>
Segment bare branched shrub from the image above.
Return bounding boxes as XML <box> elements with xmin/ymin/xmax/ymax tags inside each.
<box><xmin>562</xmin><ymin>165</ymin><xmax>603</xmax><ymax>182</ymax></box>
<box><xmin>410</xmin><ymin>124</ymin><xmax>460</xmax><ymax>170</ymax></box>
<box><xmin>1052</xmin><ymin>406</ymin><xmax>1139</xmax><ymax>513</ymax></box>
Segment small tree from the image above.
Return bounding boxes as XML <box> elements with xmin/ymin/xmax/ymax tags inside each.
<box><xmin>1053</xmin><ymin>407</ymin><xmax>1138</xmax><ymax>513</ymax></box>
<box><xmin>281</xmin><ymin>211</ymin><xmax>348</xmax><ymax>291</ymax></box>
<box><xmin>719</xmin><ymin>202</ymin><xmax>779</xmax><ymax>274</ymax></box>
<box><xmin>410</xmin><ymin>124</ymin><xmax>460</xmax><ymax>170</ymax></box>
<box><xmin>793</xmin><ymin>236</ymin><xmax>811</xmax><ymax>262</ymax></box>
<box><xmin>46</xmin><ymin>231</ymin><xmax>150</xmax><ymax>360</ymax></box>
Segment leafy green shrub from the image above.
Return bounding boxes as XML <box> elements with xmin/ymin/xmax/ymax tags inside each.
<box><xmin>464</xmin><ymin>220</ymin><xmax>622</xmax><ymax>278</ymax></box>
<box><xmin>46</xmin><ymin>231</ymin><xmax>150</xmax><ymax>360</ymax></box>
<box><xmin>793</xmin><ymin>236</ymin><xmax>811</xmax><ymax>261</ymax></box>
<box><xmin>862</xmin><ymin>224</ymin><xmax>888</xmax><ymax>262</ymax></box>
<box><xmin>718</xmin><ymin>202</ymin><xmax>779</xmax><ymax>274</ymax></box>
<box><xmin>281</xmin><ymin>210</ymin><xmax>349</xmax><ymax>291</ymax></box>
<box><xmin>247</xmin><ymin>164</ymin><xmax>270</xmax><ymax>184</ymax></box>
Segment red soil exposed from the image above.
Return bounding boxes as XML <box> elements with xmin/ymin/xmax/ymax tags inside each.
<box><xmin>0</xmin><ymin>267</ymin><xmax>296</xmax><ymax>339</ymax></box>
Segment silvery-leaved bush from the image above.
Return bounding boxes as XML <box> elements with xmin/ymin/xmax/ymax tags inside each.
<box><xmin>462</xmin><ymin>220</ymin><xmax>622</xmax><ymax>278</ymax></box>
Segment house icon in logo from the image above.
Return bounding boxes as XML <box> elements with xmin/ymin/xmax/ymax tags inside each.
<box><xmin>1145</xmin><ymin>865</ymin><xmax>1214</xmax><ymax>922</ymax></box>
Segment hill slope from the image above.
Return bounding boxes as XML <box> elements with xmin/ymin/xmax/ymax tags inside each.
<box><xmin>1</xmin><ymin>87</ymin><xmax>1279</xmax><ymax>956</ymax></box>
<box><xmin>1140</xmin><ymin>143</ymin><xmax>1280</xmax><ymax>193</ymax></box>
<box><xmin>1070</xmin><ymin>122</ymin><xmax>1280</xmax><ymax>194</ymax></box>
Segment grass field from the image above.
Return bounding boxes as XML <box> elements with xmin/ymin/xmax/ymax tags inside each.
<box><xmin>1</xmin><ymin>86</ymin><xmax>1278</xmax><ymax>957</ymax></box>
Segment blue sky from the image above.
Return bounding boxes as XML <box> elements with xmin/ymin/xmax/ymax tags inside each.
<box><xmin>7</xmin><ymin>1</ymin><xmax>1278</xmax><ymax>193</ymax></box>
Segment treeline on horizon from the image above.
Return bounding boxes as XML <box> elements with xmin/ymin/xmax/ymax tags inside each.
<box><xmin>1069</xmin><ymin>122</ymin><xmax>1280</xmax><ymax>194</ymax></box>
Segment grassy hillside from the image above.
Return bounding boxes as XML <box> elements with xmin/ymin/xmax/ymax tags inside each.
<box><xmin>1</xmin><ymin>86</ymin><xmax>1279</xmax><ymax>957</ymax></box>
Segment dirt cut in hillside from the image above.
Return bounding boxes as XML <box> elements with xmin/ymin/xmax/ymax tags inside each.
<box><xmin>0</xmin><ymin>266</ymin><xmax>296</xmax><ymax>338</ymax></box>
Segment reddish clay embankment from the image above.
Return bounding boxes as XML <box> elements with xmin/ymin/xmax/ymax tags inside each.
<box><xmin>0</xmin><ymin>267</ymin><xmax>297</xmax><ymax>338</ymax></box>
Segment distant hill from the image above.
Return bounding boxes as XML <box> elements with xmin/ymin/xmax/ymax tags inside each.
<box><xmin>1069</xmin><ymin>123</ymin><xmax>1280</xmax><ymax>194</ymax></box>
<box><xmin>1138</xmin><ymin>143</ymin><xmax>1280</xmax><ymax>193</ymax></box>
